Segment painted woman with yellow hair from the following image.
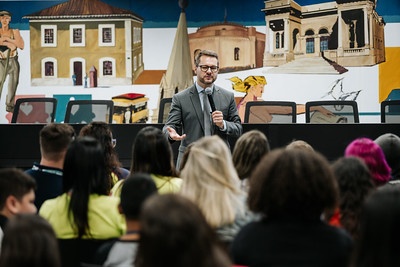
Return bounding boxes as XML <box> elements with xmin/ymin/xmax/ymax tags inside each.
<box><xmin>230</xmin><ymin>76</ymin><xmax>267</xmax><ymax>122</ymax></box>
<box><xmin>230</xmin><ymin>75</ymin><xmax>333</xmax><ymax>123</ymax></box>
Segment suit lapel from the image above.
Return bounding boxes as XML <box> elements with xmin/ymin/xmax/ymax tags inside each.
<box><xmin>213</xmin><ymin>86</ymin><xmax>221</xmax><ymax>111</ymax></box>
<box><xmin>189</xmin><ymin>86</ymin><xmax>205</xmax><ymax>131</ymax></box>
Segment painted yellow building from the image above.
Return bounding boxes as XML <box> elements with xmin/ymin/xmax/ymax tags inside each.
<box><xmin>23</xmin><ymin>0</ymin><xmax>144</xmax><ymax>86</ymax></box>
<box><xmin>263</xmin><ymin>0</ymin><xmax>385</xmax><ymax>67</ymax></box>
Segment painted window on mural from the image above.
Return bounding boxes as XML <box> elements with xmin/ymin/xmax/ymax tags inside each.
<box><xmin>70</xmin><ymin>25</ymin><xmax>85</xmax><ymax>47</ymax></box>
<box><xmin>41</xmin><ymin>25</ymin><xmax>57</xmax><ymax>47</ymax></box>
<box><xmin>319</xmin><ymin>29</ymin><xmax>329</xmax><ymax>52</ymax></box>
<box><xmin>276</xmin><ymin>32</ymin><xmax>280</xmax><ymax>49</ymax></box>
<box><xmin>305</xmin><ymin>30</ymin><xmax>315</xmax><ymax>54</ymax></box>
<box><xmin>41</xmin><ymin>57</ymin><xmax>57</xmax><ymax>78</ymax></box>
<box><xmin>73</xmin><ymin>29</ymin><xmax>82</xmax><ymax>43</ymax></box>
<box><xmin>45</xmin><ymin>62</ymin><xmax>54</xmax><ymax>76</ymax></box>
<box><xmin>99</xmin><ymin>24</ymin><xmax>115</xmax><ymax>46</ymax></box>
<box><xmin>320</xmin><ymin>36</ymin><xmax>329</xmax><ymax>51</ymax></box>
<box><xmin>234</xmin><ymin>47</ymin><xmax>240</xmax><ymax>60</ymax></box>
<box><xmin>103</xmin><ymin>61</ymin><xmax>113</xmax><ymax>76</ymax></box>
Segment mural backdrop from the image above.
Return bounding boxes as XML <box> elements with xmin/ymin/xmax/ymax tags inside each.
<box><xmin>0</xmin><ymin>0</ymin><xmax>399</xmax><ymax>123</ymax></box>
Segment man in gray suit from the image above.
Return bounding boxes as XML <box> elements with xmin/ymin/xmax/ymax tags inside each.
<box><xmin>163</xmin><ymin>50</ymin><xmax>242</xmax><ymax>168</ymax></box>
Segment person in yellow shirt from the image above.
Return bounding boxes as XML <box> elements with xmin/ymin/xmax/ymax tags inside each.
<box><xmin>40</xmin><ymin>137</ymin><xmax>125</xmax><ymax>239</ymax></box>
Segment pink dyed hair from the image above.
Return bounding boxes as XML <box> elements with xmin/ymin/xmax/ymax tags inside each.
<box><xmin>345</xmin><ymin>137</ymin><xmax>391</xmax><ymax>186</ymax></box>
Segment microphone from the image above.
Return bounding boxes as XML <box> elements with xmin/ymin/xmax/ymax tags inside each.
<box><xmin>205</xmin><ymin>87</ymin><xmax>216</xmax><ymax>112</ymax></box>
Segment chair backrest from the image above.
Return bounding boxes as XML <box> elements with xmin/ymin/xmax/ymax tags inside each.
<box><xmin>381</xmin><ymin>100</ymin><xmax>400</xmax><ymax>123</ymax></box>
<box><xmin>158</xmin><ymin>97</ymin><xmax>172</xmax><ymax>123</ymax></box>
<box><xmin>64</xmin><ymin>100</ymin><xmax>114</xmax><ymax>123</ymax></box>
<box><xmin>11</xmin><ymin>97</ymin><xmax>57</xmax><ymax>123</ymax></box>
<box><xmin>58</xmin><ymin>238</ymin><xmax>115</xmax><ymax>267</ymax></box>
<box><xmin>244</xmin><ymin>101</ymin><xmax>297</xmax><ymax>123</ymax></box>
<box><xmin>305</xmin><ymin>100</ymin><xmax>359</xmax><ymax>123</ymax></box>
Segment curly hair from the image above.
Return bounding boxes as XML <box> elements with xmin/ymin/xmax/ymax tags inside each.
<box><xmin>248</xmin><ymin>148</ymin><xmax>338</xmax><ymax>220</ymax></box>
<box><xmin>79</xmin><ymin>121</ymin><xmax>122</xmax><ymax>179</ymax></box>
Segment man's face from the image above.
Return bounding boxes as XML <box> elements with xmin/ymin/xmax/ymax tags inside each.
<box><xmin>15</xmin><ymin>190</ymin><xmax>37</xmax><ymax>214</ymax></box>
<box><xmin>195</xmin><ymin>55</ymin><xmax>219</xmax><ymax>88</ymax></box>
<box><xmin>0</xmin><ymin>15</ymin><xmax>11</xmax><ymax>26</ymax></box>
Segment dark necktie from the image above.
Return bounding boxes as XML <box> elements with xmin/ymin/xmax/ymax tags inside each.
<box><xmin>202</xmin><ymin>90</ymin><xmax>212</xmax><ymax>136</ymax></box>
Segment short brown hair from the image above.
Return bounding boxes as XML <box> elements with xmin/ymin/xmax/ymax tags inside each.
<box><xmin>194</xmin><ymin>50</ymin><xmax>218</xmax><ymax>66</ymax></box>
<box><xmin>0</xmin><ymin>168</ymin><xmax>37</xmax><ymax>210</ymax></box>
<box><xmin>39</xmin><ymin>123</ymin><xmax>75</xmax><ymax>161</ymax></box>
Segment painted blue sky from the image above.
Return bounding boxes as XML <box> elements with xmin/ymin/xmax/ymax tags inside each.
<box><xmin>1</xmin><ymin>0</ymin><xmax>399</xmax><ymax>29</ymax></box>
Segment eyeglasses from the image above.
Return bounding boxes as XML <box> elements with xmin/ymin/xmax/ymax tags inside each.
<box><xmin>198</xmin><ymin>65</ymin><xmax>219</xmax><ymax>73</ymax></box>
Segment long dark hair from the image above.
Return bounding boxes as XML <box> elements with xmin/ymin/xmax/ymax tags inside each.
<box><xmin>332</xmin><ymin>156</ymin><xmax>375</xmax><ymax>239</ymax></box>
<box><xmin>63</xmin><ymin>136</ymin><xmax>109</xmax><ymax>238</ymax></box>
<box><xmin>79</xmin><ymin>121</ymin><xmax>122</xmax><ymax>178</ymax></box>
<box><xmin>130</xmin><ymin>126</ymin><xmax>177</xmax><ymax>177</ymax></box>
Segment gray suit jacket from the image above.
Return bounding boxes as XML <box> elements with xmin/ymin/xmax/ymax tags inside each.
<box><xmin>163</xmin><ymin>84</ymin><xmax>242</xmax><ymax>167</ymax></box>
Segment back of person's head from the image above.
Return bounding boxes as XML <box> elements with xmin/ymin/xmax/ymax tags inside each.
<box><xmin>374</xmin><ymin>133</ymin><xmax>400</xmax><ymax>180</ymax></box>
<box><xmin>39</xmin><ymin>123</ymin><xmax>75</xmax><ymax>162</ymax></box>
<box><xmin>79</xmin><ymin>121</ymin><xmax>121</xmax><ymax>172</ymax></box>
<box><xmin>353</xmin><ymin>187</ymin><xmax>400</xmax><ymax>267</ymax></box>
<box><xmin>332</xmin><ymin>156</ymin><xmax>375</xmax><ymax>239</ymax></box>
<box><xmin>0</xmin><ymin>168</ymin><xmax>37</xmax><ymax>214</ymax></box>
<box><xmin>180</xmin><ymin>135</ymin><xmax>243</xmax><ymax>227</ymax></box>
<box><xmin>135</xmin><ymin>194</ymin><xmax>231</xmax><ymax>267</ymax></box>
<box><xmin>286</xmin><ymin>139</ymin><xmax>314</xmax><ymax>152</ymax></box>
<box><xmin>130</xmin><ymin>126</ymin><xmax>177</xmax><ymax>177</ymax></box>
<box><xmin>0</xmin><ymin>214</ymin><xmax>61</xmax><ymax>267</ymax></box>
<box><xmin>248</xmin><ymin>148</ymin><xmax>338</xmax><ymax>220</ymax></box>
<box><xmin>345</xmin><ymin>137</ymin><xmax>391</xmax><ymax>186</ymax></box>
<box><xmin>232</xmin><ymin>130</ymin><xmax>270</xmax><ymax>180</ymax></box>
<box><xmin>62</xmin><ymin>136</ymin><xmax>109</xmax><ymax>237</ymax></box>
<box><xmin>120</xmin><ymin>173</ymin><xmax>158</xmax><ymax>220</ymax></box>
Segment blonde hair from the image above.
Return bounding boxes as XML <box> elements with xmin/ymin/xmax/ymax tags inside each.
<box><xmin>229</xmin><ymin>76</ymin><xmax>267</xmax><ymax>93</ymax></box>
<box><xmin>180</xmin><ymin>136</ymin><xmax>244</xmax><ymax>227</ymax></box>
<box><xmin>286</xmin><ymin>140</ymin><xmax>314</xmax><ymax>152</ymax></box>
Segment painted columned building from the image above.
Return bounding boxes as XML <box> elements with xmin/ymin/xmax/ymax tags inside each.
<box><xmin>262</xmin><ymin>0</ymin><xmax>385</xmax><ymax>67</ymax></box>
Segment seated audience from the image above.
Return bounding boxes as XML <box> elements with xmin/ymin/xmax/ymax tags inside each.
<box><xmin>79</xmin><ymin>121</ymin><xmax>129</xmax><ymax>186</ymax></box>
<box><xmin>135</xmin><ymin>194</ymin><xmax>232</xmax><ymax>267</ymax></box>
<box><xmin>374</xmin><ymin>133</ymin><xmax>400</xmax><ymax>182</ymax></box>
<box><xmin>39</xmin><ymin>137</ymin><xmax>125</xmax><ymax>239</ymax></box>
<box><xmin>180</xmin><ymin>135</ymin><xmax>249</xmax><ymax>245</ymax></box>
<box><xmin>232</xmin><ymin>130</ymin><xmax>270</xmax><ymax>191</ymax></box>
<box><xmin>352</xmin><ymin>187</ymin><xmax>400</xmax><ymax>267</ymax></box>
<box><xmin>0</xmin><ymin>213</ymin><xmax>61</xmax><ymax>267</ymax></box>
<box><xmin>0</xmin><ymin>168</ymin><xmax>37</xmax><ymax>250</ymax></box>
<box><xmin>39</xmin><ymin>137</ymin><xmax>125</xmax><ymax>266</ymax></box>
<box><xmin>345</xmin><ymin>137</ymin><xmax>391</xmax><ymax>186</ymax></box>
<box><xmin>95</xmin><ymin>173</ymin><xmax>158</xmax><ymax>267</ymax></box>
<box><xmin>331</xmin><ymin>156</ymin><xmax>375</xmax><ymax>239</ymax></box>
<box><xmin>112</xmin><ymin>126</ymin><xmax>181</xmax><ymax>195</ymax></box>
<box><xmin>25</xmin><ymin>123</ymin><xmax>75</xmax><ymax>209</ymax></box>
<box><xmin>231</xmin><ymin>149</ymin><xmax>353</xmax><ymax>267</ymax></box>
